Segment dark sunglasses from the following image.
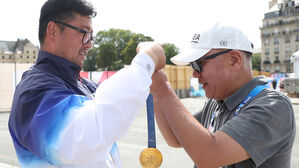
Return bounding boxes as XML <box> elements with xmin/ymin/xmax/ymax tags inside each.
<box><xmin>190</xmin><ymin>49</ymin><xmax>232</xmax><ymax>73</ymax></box>
<box><xmin>53</xmin><ymin>20</ymin><xmax>97</xmax><ymax>46</ymax></box>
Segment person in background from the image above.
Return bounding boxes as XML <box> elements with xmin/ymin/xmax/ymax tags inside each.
<box><xmin>272</xmin><ymin>79</ymin><xmax>277</xmax><ymax>90</ymax></box>
<box><xmin>150</xmin><ymin>23</ymin><xmax>296</xmax><ymax>168</ymax></box>
<box><xmin>8</xmin><ymin>0</ymin><xmax>165</xmax><ymax>167</ymax></box>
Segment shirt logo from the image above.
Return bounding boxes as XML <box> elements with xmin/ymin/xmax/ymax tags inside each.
<box><xmin>191</xmin><ymin>34</ymin><xmax>200</xmax><ymax>43</ymax></box>
<box><xmin>146</xmin><ymin>64</ymin><xmax>151</xmax><ymax>72</ymax></box>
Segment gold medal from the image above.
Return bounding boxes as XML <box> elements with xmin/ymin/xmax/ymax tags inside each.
<box><xmin>139</xmin><ymin>148</ymin><xmax>163</xmax><ymax>168</ymax></box>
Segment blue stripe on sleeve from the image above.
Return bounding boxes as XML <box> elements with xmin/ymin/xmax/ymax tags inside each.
<box><xmin>15</xmin><ymin>94</ymin><xmax>90</xmax><ymax>167</ymax></box>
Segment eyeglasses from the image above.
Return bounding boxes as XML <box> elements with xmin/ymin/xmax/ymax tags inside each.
<box><xmin>190</xmin><ymin>49</ymin><xmax>232</xmax><ymax>73</ymax></box>
<box><xmin>53</xmin><ymin>20</ymin><xmax>97</xmax><ymax>46</ymax></box>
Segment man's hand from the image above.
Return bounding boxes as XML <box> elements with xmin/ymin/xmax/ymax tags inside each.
<box><xmin>136</xmin><ymin>42</ymin><xmax>166</xmax><ymax>71</ymax></box>
<box><xmin>150</xmin><ymin>69</ymin><xmax>169</xmax><ymax>96</ymax></box>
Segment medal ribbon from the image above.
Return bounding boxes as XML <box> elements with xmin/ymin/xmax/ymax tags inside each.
<box><xmin>146</xmin><ymin>94</ymin><xmax>156</xmax><ymax>148</ymax></box>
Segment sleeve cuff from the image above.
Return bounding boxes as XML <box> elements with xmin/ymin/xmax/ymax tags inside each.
<box><xmin>131</xmin><ymin>53</ymin><xmax>155</xmax><ymax>76</ymax></box>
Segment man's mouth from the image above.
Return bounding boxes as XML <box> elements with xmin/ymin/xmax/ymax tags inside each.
<box><xmin>199</xmin><ymin>81</ymin><xmax>208</xmax><ymax>88</ymax></box>
<box><xmin>79</xmin><ymin>50</ymin><xmax>87</xmax><ymax>57</ymax></box>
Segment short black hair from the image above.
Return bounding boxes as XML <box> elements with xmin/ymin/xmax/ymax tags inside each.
<box><xmin>38</xmin><ymin>0</ymin><xmax>97</xmax><ymax>46</ymax></box>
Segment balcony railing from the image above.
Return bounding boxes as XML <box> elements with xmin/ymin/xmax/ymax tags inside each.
<box><xmin>274</xmin><ymin>59</ymin><xmax>281</xmax><ymax>64</ymax></box>
<box><xmin>263</xmin><ymin>60</ymin><xmax>271</xmax><ymax>64</ymax></box>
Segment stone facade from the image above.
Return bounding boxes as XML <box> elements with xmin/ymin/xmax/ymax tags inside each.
<box><xmin>260</xmin><ymin>0</ymin><xmax>299</xmax><ymax>73</ymax></box>
<box><xmin>0</xmin><ymin>39</ymin><xmax>39</xmax><ymax>64</ymax></box>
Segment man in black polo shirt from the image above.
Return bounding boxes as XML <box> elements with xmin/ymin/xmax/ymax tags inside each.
<box><xmin>150</xmin><ymin>23</ymin><xmax>296</xmax><ymax>168</ymax></box>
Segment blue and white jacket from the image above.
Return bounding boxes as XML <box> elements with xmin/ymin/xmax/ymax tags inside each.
<box><xmin>9</xmin><ymin>50</ymin><xmax>155</xmax><ymax>168</ymax></box>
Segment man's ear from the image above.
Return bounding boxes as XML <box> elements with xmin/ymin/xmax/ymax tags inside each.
<box><xmin>46</xmin><ymin>21</ymin><xmax>58</xmax><ymax>41</ymax></box>
<box><xmin>228</xmin><ymin>50</ymin><xmax>242</xmax><ymax>69</ymax></box>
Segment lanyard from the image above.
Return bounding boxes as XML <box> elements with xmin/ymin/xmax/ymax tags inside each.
<box><xmin>146</xmin><ymin>94</ymin><xmax>156</xmax><ymax>148</ymax></box>
<box><xmin>210</xmin><ymin>85</ymin><xmax>268</xmax><ymax>127</ymax></box>
<box><xmin>234</xmin><ymin>85</ymin><xmax>268</xmax><ymax>116</ymax></box>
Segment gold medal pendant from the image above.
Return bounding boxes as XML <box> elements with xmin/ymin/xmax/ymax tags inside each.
<box><xmin>139</xmin><ymin>148</ymin><xmax>162</xmax><ymax>168</ymax></box>
<box><xmin>139</xmin><ymin>94</ymin><xmax>163</xmax><ymax>168</ymax></box>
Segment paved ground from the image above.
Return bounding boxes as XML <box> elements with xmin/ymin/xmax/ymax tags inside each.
<box><xmin>0</xmin><ymin>97</ymin><xmax>299</xmax><ymax>168</ymax></box>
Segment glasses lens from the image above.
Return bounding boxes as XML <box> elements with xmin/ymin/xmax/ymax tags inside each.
<box><xmin>83</xmin><ymin>33</ymin><xmax>92</xmax><ymax>44</ymax></box>
<box><xmin>84</xmin><ymin>33</ymin><xmax>97</xmax><ymax>46</ymax></box>
<box><xmin>91</xmin><ymin>36</ymin><xmax>97</xmax><ymax>46</ymax></box>
<box><xmin>190</xmin><ymin>62</ymin><xmax>201</xmax><ymax>73</ymax></box>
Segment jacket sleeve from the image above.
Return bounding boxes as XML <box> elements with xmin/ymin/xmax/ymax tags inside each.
<box><xmin>26</xmin><ymin>53</ymin><xmax>155</xmax><ymax>165</ymax></box>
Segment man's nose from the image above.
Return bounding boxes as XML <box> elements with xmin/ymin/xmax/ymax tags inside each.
<box><xmin>84</xmin><ymin>40</ymin><xmax>92</xmax><ymax>49</ymax></box>
<box><xmin>193</xmin><ymin>70</ymin><xmax>202</xmax><ymax>78</ymax></box>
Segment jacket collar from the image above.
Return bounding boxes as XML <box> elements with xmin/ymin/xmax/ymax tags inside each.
<box><xmin>35</xmin><ymin>50</ymin><xmax>81</xmax><ymax>83</ymax></box>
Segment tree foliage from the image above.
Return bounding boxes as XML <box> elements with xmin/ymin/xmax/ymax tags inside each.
<box><xmin>162</xmin><ymin>43</ymin><xmax>180</xmax><ymax>65</ymax></box>
<box><xmin>252</xmin><ymin>53</ymin><xmax>261</xmax><ymax>71</ymax></box>
<box><xmin>96</xmin><ymin>29</ymin><xmax>133</xmax><ymax>61</ymax></box>
<box><xmin>122</xmin><ymin>34</ymin><xmax>153</xmax><ymax>65</ymax></box>
<box><xmin>83</xmin><ymin>48</ymin><xmax>97</xmax><ymax>71</ymax></box>
<box><xmin>96</xmin><ymin>42</ymin><xmax>117</xmax><ymax>71</ymax></box>
<box><xmin>83</xmin><ymin>28</ymin><xmax>179</xmax><ymax>71</ymax></box>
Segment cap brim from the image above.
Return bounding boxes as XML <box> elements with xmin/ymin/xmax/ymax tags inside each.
<box><xmin>170</xmin><ymin>48</ymin><xmax>211</xmax><ymax>65</ymax></box>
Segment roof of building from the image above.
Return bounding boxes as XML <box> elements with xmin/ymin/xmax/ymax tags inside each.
<box><xmin>0</xmin><ymin>41</ymin><xmax>16</xmax><ymax>52</ymax></box>
<box><xmin>0</xmin><ymin>39</ymin><xmax>34</xmax><ymax>53</ymax></box>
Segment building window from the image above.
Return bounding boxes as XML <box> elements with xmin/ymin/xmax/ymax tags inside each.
<box><xmin>274</xmin><ymin>47</ymin><xmax>279</xmax><ymax>54</ymax></box>
<box><xmin>275</xmin><ymin>65</ymin><xmax>280</xmax><ymax>72</ymax></box>
<box><xmin>285</xmin><ymin>46</ymin><xmax>291</xmax><ymax>53</ymax></box>
<box><xmin>296</xmin><ymin>45</ymin><xmax>299</xmax><ymax>51</ymax></box>
<box><xmin>285</xmin><ymin>36</ymin><xmax>290</xmax><ymax>43</ymax></box>
<box><xmin>20</xmin><ymin>55</ymin><xmax>23</xmax><ymax>58</ymax></box>
<box><xmin>262</xmin><ymin>30</ymin><xmax>271</xmax><ymax>37</ymax></box>
<box><xmin>265</xmin><ymin>48</ymin><xmax>270</xmax><ymax>55</ymax></box>
<box><xmin>33</xmin><ymin>56</ymin><xmax>36</xmax><ymax>59</ymax></box>
<box><xmin>265</xmin><ymin>39</ymin><xmax>269</xmax><ymax>45</ymax></box>
<box><xmin>33</xmin><ymin>51</ymin><xmax>36</xmax><ymax>54</ymax></box>
<box><xmin>27</xmin><ymin>56</ymin><xmax>29</xmax><ymax>59</ymax></box>
<box><xmin>274</xmin><ymin>56</ymin><xmax>280</xmax><ymax>64</ymax></box>
<box><xmin>296</xmin><ymin>35</ymin><xmax>299</xmax><ymax>41</ymax></box>
<box><xmin>2</xmin><ymin>56</ymin><xmax>4</xmax><ymax>59</ymax></box>
<box><xmin>287</xmin><ymin>65</ymin><xmax>291</xmax><ymax>73</ymax></box>
<box><xmin>263</xmin><ymin>57</ymin><xmax>271</xmax><ymax>64</ymax></box>
<box><xmin>9</xmin><ymin>55</ymin><xmax>11</xmax><ymax>59</ymax></box>
<box><xmin>266</xmin><ymin>66</ymin><xmax>270</xmax><ymax>72</ymax></box>
<box><xmin>263</xmin><ymin>21</ymin><xmax>269</xmax><ymax>27</ymax></box>
<box><xmin>274</xmin><ymin>37</ymin><xmax>279</xmax><ymax>44</ymax></box>
<box><xmin>26</xmin><ymin>51</ymin><xmax>29</xmax><ymax>54</ymax></box>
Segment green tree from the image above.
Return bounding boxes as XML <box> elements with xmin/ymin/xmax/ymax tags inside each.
<box><xmin>96</xmin><ymin>29</ymin><xmax>133</xmax><ymax>61</ymax></box>
<box><xmin>110</xmin><ymin>59</ymin><xmax>124</xmax><ymax>70</ymax></box>
<box><xmin>92</xmin><ymin>29</ymin><xmax>155</xmax><ymax>70</ymax></box>
<box><xmin>252</xmin><ymin>53</ymin><xmax>261</xmax><ymax>71</ymax></box>
<box><xmin>83</xmin><ymin>48</ymin><xmax>97</xmax><ymax>71</ymax></box>
<box><xmin>162</xmin><ymin>43</ymin><xmax>180</xmax><ymax>65</ymax></box>
<box><xmin>122</xmin><ymin>34</ymin><xmax>154</xmax><ymax>64</ymax></box>
<box><xmin>96</xmin><ymin>42</ymin><xmax>117</xmax><ymax>71</ymax></box>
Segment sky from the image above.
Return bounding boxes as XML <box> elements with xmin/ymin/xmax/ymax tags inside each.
<box><xmin>0</xmin><ymin>0</ymin><xmax>270</xmax><ymax>52</ymax></box>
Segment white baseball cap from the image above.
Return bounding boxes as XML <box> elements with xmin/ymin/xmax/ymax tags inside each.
<box><xmin>171</xmin><ymin>23</ymin><xmax>253</xmax><ymax>65</ymax></box>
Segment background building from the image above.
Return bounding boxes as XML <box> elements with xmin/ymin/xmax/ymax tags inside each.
<box><xmin>260</xmin><ymin>0</ymin><xmax>299</xmax><ymax>74</ymax></box>
<box><xmin>0</xmin><ymin>38</ymin><xmax>39</xmax><ymax>64</ymax></box>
